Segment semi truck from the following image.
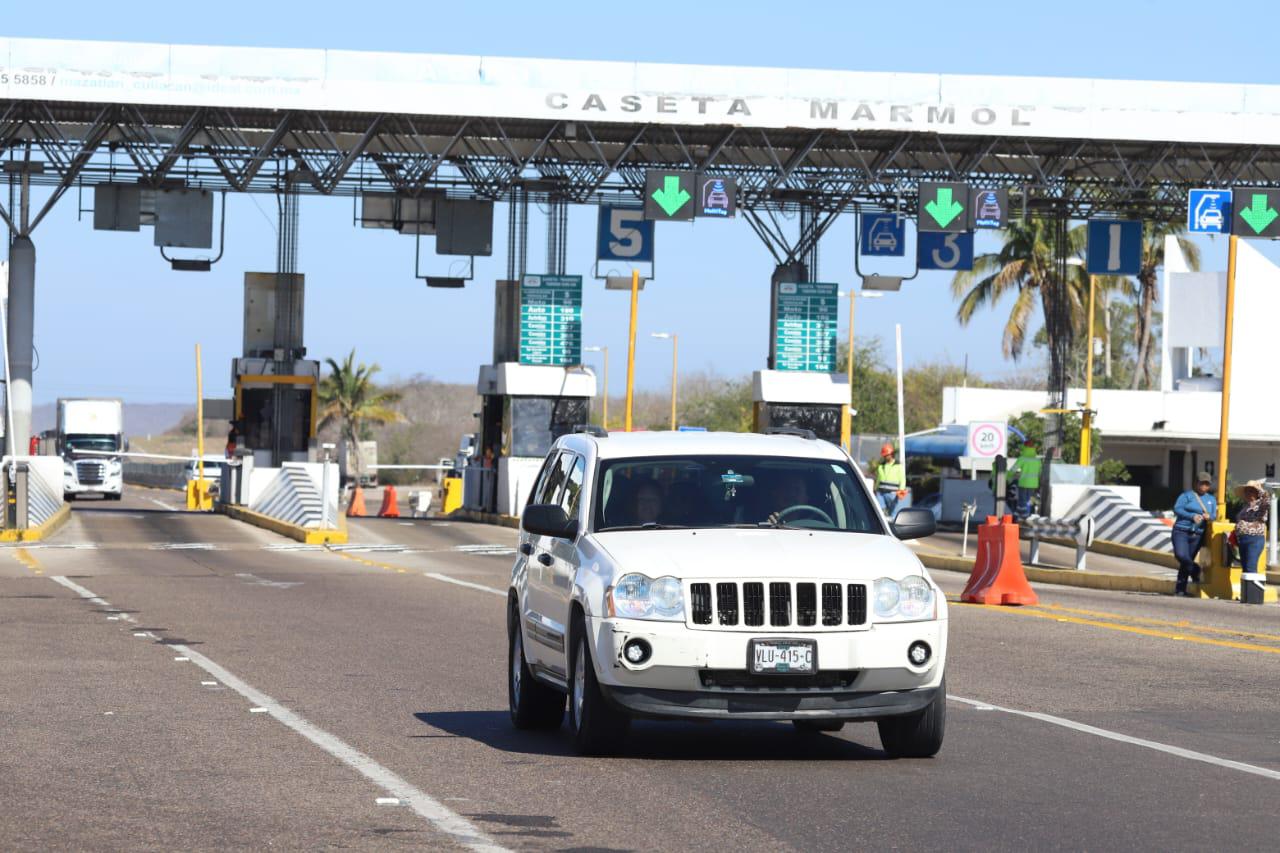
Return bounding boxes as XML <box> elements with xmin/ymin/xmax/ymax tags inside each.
<box><xmin>58</xmin><ymin>398</ymin><xmax>125</xmax><ymax>501</ymax></box>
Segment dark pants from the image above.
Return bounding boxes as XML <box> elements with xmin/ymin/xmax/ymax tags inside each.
<box><xmin>1171</xmin><ymin>527</ymin><xmax>1204</xmax><ymax>593</ymax></box>
<box><xmin>1237</xmin><ymin>534</ymin><xmax>1266</xmax><ymax>575</ymax></box>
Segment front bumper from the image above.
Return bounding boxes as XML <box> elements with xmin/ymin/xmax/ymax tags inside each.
<box><xmin>602</xmin><ymin>683</ymin><xmax>940</xmax><ymax>721</ymax></box>
<box><xmin>65</xmin><ymin>480</ymin><xmax>122</xmax><ymax>495</ymax></box>
<box><xmin>589</xmin><ymin>615</ymin><xmax>946</xmax><ymax>721</ymax></box>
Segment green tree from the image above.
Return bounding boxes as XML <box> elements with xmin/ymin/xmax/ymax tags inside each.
<box><xmin>1006</xmin><ymin>410</ymin><xmax>1130</xmax><ymax>485</ymax></box>
<box><xmin>837</xmin><ymin>338</ymin><xmax>897</xmax><ymax>435</ymax></box>
<box><xmin>1131</xmin><ymin>220</ymin><xmax>1200</xmax><ymax>389</ymax></box>
<box><xmin>950</xmin><ymin>219</ymin><xmax>1088</xmax><ymax>363</ymax></box>
<box><xmin>318</xmin><ymin>350</ymin><xmax>405</xmax><ymax>460</ymax></box>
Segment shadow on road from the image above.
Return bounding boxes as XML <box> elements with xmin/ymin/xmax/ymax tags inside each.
<box><xmin>414</xmin><ymin>710</ymin><xmax>890</xmax><ymax>761</ymax></box>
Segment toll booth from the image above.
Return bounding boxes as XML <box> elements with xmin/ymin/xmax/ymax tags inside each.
<box><xmin>232</xmin><ymin>357</ymin><xmax>320</xmax><ymax>466</ymax></box>
<box><xmin>752</xmin><ymin>370</ymin><xmax>851</xmax><ymax>447</ymax></box>
<box><xmin>465</xmin><ymin>363</ymin><xmax>595</xmax><ymax>516</ymax></box>
<box><xmin>232</xmin><ymin>272</ymin><xmax>319</xmax><ymax>466</ymax></box>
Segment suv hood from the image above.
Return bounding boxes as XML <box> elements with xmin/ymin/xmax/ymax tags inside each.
<box><xmin>590</xmin><ymin>528</ymin><xmax>925</xmax><ymax>581</ymax></box>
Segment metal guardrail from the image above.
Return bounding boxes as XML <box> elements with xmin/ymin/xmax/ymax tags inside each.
<box><xmin>1023</xmin><ymin>515</ymin><xmax>1096</xmax><ymax>571</ymax></box>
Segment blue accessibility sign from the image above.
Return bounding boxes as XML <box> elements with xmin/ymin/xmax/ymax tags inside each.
<box><xmin>596</xmin><ymin>205</ymin><xmax>655</xmax><ymax>263</ymax></box>
<box><xmin>860</xmin><ymin>212</ymin><xmax>906</xmax><ymax>257</ymax></box>
<box><xmin>1187</xmin><ymin>189</ymin><xmax>1232</xmax><ymax>235</ymax></box>
<box><xmin>918</xmin><ymin>231</ymin><xmax>974</xmax><ymax>271</ymax></box>
<box><xmin>1086</xmin><ymin>220</ymin><xmax>1143</xmax><ymax>275</ymax></box>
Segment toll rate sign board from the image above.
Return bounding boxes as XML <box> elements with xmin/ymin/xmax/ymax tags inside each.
<box><xmin>519</xmin><ymin>275</ymin><xmax>582</xmax><ymax>366</ymax></box>
<box><xmin>773</xmin><ymin>281</ymin><xmax>838</xmax><ymax>372</ymax></box>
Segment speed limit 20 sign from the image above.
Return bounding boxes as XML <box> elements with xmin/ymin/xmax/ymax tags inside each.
<box><xmin>966</xmin><ymin>421</ymin><xmax>1008</xmax><ymax>459</ymax></box>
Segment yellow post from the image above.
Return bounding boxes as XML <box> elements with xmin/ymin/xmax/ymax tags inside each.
<box><xmin>1216</xmin><ymin>235</ymin><xmax>1239</xmax><ymax>520</ymax></box>
<box><xmin>187</xmin><ymin>343</ymin><xmax>212</xmax><ymax>511</ymax></box>
<box><xmin>846</xmin><ymin>288</ymin><xmax>856</xmax><ymax>452</ymax></box>
<box><xmin>669</xmin><ymin>334</ymin><xmax>678</xmax><ymax>430</ymax></box>
<box><xmin>624</xmin><ymin>269</ymin><xmax>639</xmax><ymax>432</ymax></box>
<box><xmin>1080</xmin><ymin>274</ymin><xmax>1096</xmax><ymax>466</ymax></box>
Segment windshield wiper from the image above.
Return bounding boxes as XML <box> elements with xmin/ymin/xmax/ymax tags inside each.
<box><xmin>599</xmin><ymin>522</ymin><xmax>690</xmax><ymax>532</ymax></box>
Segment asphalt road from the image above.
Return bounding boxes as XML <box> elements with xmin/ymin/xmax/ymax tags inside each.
<box><xmin>3</xmin><ymin>489</ymin><xmax>1279</xmax><ymax>851</ymax></box>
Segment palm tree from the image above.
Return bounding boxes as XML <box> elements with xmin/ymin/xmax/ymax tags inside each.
<box><xmin>1131</xmin><ymin>221</ymin><xmax>1199</xmax><ymax>389</ymax></box>
<box><xmin>950</xmin><ymin>219</ymin><xmax>1088</xmax><ymax>363</ymax></box>
<box><xmin>318</xmin><ymin>350</ymin><xmax>404</xmax><ymax>469</ymax></box>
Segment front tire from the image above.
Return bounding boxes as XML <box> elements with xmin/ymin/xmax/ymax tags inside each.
<box><xmin>508</xmin><ymin>609</ymin><xmax>565</xmax><ymax>730</ymax></box>
<box><xmin>568</xmin><ymin>613</ymin><xmax>629</xmax><ymax>754</ymax></box>
<box><xmin>877</xmin><ymin>680</ymin><xmax>946</xmax><ymax>758</ymax></box>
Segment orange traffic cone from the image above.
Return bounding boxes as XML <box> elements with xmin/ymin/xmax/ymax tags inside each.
<box><xmin>960</xmin><ymin>515</ymin><xmax>1038</xmax><ymax>606</ymax></box>
<box><xmin>378</xmin><ymin>484</ymin><xmax>400</xmax><ymax>518</ymax></box>
<box><xmin>347</xmin><ymin>485</ymin><xmax>367</xmax><ymax>517</ymax></box>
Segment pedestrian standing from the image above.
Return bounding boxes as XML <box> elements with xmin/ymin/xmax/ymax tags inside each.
<box><xmin>1007</xmin><ymin>443</ymin><xmax>1043</xmax><ymax>518</ymax></box>
<box><xmin>1172</xmin><ymin>471</ymin><xmax>1217</xmax><ymax>596</ymax></box>
<box><xmin>1232</xmin><ymin>479</ymin><xmax>1270</xmax><ymax>577</ymax></box>
<box><xmin>873</xmin><ymin>443</ymin><xmax>906</xmax><ymax>516</ymax></box>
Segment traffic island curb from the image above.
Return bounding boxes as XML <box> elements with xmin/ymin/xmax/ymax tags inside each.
<box><xmin>448</xmin><ymin>508</ymin><xmax>520</xmax><ymax>529</ymax></box>
<box><xmin>221</xmin><ymin>504</ymin><xmax>349</xmax><ymax>544</ymax></box>
<box><xmin>0</xmin><ymin>503</ymin><xmax>72</xmax><ymax>543</ymax></box>
<box><xmin>918</xmin><ymin>551</ymin><xmax>1180</xmax><ymax>595</ymax></box>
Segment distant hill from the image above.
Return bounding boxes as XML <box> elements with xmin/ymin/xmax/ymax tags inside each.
<box><xmin>32</xmin><ymin>402</ymin><xmax>192</xmax><ymax>438</ymax></box>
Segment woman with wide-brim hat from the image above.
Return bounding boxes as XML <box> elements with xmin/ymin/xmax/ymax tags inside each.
<box><xmin>1233</xmin><ymin>479</ymin><xmax>1270</xmax><ymax>576</ymax></box>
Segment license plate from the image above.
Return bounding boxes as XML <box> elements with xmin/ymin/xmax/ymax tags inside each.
<box><xmin>749</xmin><ymin>639</ymin><xmax>816</xmax><ymax>674</ymax></box>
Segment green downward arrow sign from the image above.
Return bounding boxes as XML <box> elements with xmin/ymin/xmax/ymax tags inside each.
<box><xmin>1239</xmin><ymin>193</ymin><xmax>1279</xmax><ymax>235</ymax></box>
<box><xmin>651</xmin><ymin>175</ymin><xmax>691</xmax><ymax>217</ymax></box>
<box><xmin>925</xmin><ymin>187</ymin><xmax>965</xmax><ymax>227</ymax></box>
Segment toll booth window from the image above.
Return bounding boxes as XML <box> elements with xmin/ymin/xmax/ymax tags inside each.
<box><xmin>767</xmin><ymin>404</ymin><xmax>842</xmax><ymax>444</ymax></box>
<box><xmin>508</xmin><ymin>397</ymin><xmax>590</xmax><ymax>458</ymax></box>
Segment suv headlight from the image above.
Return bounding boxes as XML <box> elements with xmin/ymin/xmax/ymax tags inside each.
<box><xmin>607</xmin><ymin>573</ymin><xmax>685</xmax><ymax>621</ymax></box>
<box><xmin>873</xmin><ymin>575</ymin><xmax>936</xmax><ymax>622</ymax></box>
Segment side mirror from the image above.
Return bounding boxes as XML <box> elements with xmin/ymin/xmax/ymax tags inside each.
<box><xmin>522</xmin><ymin>503</ymin><xmax>579</xmax><ymax>539</ymax></box>
<box><xmin>891</xmin><ymin>507</ymin><xmax>936</xmax><ymax>541</ymax></box>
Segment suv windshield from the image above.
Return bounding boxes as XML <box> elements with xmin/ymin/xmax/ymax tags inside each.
<box><xmin>592</xmin><ymin>455</ymin><xmax>884</xmax><ymax>534</ymax></box>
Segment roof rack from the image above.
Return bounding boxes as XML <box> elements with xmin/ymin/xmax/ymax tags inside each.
<box><xmin>572</xmin><ymin>424</ymin><xmax>608</xmax><ymax>438</ymax></box>
<box><xmin>762</xmin><ymin>427</ymin><xmax>816</xmax><ymax>440</ymax></box>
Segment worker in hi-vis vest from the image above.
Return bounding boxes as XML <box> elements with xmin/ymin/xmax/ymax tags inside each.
<box><xmin>1006</xmin><ymin>443</ymin><xmax>1042</xmax><ymax>517</ymax></box>
<box><xmin>873</xmin><ymin>443</ymin><xmax>907</xmax><ymax>516</ymax></box>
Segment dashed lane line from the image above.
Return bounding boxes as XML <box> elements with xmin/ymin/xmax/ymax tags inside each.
<box><xmin>47</xmin><ymin>574</ymin><xmax>509</xmax><ymax>853</ymax></box>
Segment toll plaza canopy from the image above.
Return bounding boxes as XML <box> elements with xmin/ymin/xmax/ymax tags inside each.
<box><xmin>4</xmin><ymin>35</ymin><xmax>1280</xmax><ymax>231</ymax></box>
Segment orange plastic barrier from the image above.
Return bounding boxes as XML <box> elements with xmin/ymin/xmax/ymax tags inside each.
<box><xmin>960</xmin><ymin>515</ymin><xmax>1038</xmax><ymax>606</ymax></box>
<box><xmin>378</xmin><ymin>485</ymin><xmax>400</xmax><ymax>518</ymax></box>
<box><xmin>347</xmin><ymin>486</ymin><xmax>367</xmax><ymax>517</ymax></box>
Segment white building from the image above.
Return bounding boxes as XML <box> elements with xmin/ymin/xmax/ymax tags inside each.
<box><xmin>943</xmin><ymin>237</ymin><xmax>1280</xmax><ymax>507</ymax></box>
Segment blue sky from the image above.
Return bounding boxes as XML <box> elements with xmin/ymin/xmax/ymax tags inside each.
<box><xmin>5</xmin><ymin>0</ymin><xmax>1280</xmax><ymax>403</ymax></box>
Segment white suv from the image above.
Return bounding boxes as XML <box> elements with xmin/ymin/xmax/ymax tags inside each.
<box><xmin>506</xmin><ymin>429</ymin><xmax>947</xmax><ymax>757</ymax></box>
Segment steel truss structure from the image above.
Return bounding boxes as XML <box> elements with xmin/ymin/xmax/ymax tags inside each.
<box><xmin>5</xmin><ymin>99</ymin><xmax>1280</xmax><ymax>256</ymax></box>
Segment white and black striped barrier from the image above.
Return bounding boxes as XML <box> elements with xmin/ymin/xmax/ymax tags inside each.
<box><xmin>1023</xmin><ymin>515</ymin><xmax>1096</xmax><ymax>571</ymax></box>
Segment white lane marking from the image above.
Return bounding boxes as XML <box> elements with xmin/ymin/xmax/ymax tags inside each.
<box><xmin>0</xmin><ymin>542</ymin><xmax>97</xmax><ymax>550</ymax></box>
<box><xmin>235</xmin><ymin>573</ymin><xmax>303</xmax><ymax>590</ymax></box>
<box><xmin>328</xmin><ymin>544</ymin><xmax>408</xmax><ymax>554</ymax></box>
<box><xmin>452</xmin><ymin>544</ymin><xmax>517</xmax><ymax>556</ymax></box>
<box><xmin>262</xmin><ymin>543</ymin><xmax>326</xmax><ymax>552</ymax></box>
<box><xmin>423</xmin><ymin>572</ymin><xmax>506</xmax><ymax>598</ymax></box>
<box><xmin>150</xmin><ymin>498</ymin><xmax>181</xmax><ymax>511</ymax></box>
<box><xmin>949</xmin><ymin>694</ymin><xmax>1280</xmax><ymax>781</ymax></box>
<box><xmin>48</xmin><ymin>575</ymin><xmax>508</xmax><ymax>852</ymax></box>
<box><xmin>152</xmin><ymin>543</ymin><xmax>219</xmax><ymax>551</ymax></box>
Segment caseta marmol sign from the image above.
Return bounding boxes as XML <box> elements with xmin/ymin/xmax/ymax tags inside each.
<box><xmin>4</xmin><ymin>37</ymin><xmax>1280</xmax><ymax>146</ymax></box>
